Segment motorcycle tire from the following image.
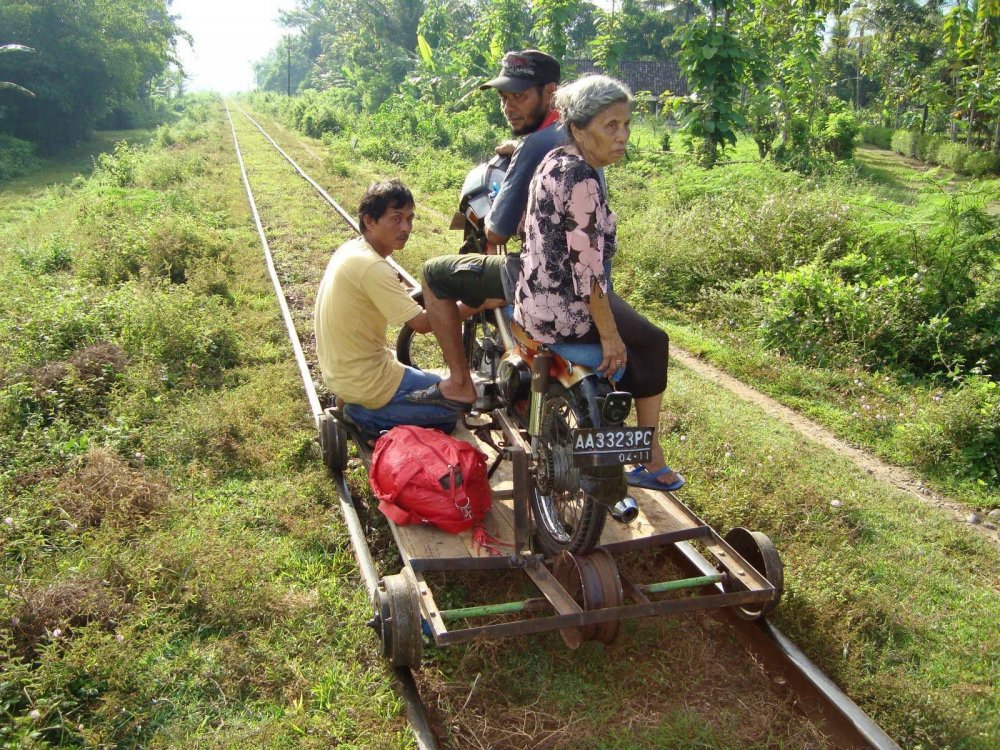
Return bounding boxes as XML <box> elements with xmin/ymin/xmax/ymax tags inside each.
<box><xmin>395</xmin><ymin>292</ymin><xmax>497</xmax><ymax>380</ymax></box>
<box><xmin>530</xmin><ymin>385</ymin><xmax>608</xmax><ymax>557</ymax></box>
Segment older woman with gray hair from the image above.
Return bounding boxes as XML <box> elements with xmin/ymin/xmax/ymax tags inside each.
<box><xmin>513</xmin><ymin>74</ymin><xmax>684</xmax><ymax>491</ymax></box>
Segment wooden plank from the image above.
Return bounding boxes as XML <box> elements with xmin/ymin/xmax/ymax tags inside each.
<box><xmin>393</xmin><ymin>522</ymin><xmax>472</xmax><ymax>565</ymax></box>
<box><xmin>599</xmin><ymin>486</ymin><xmax>698</xmax><ymax>545</ymax></box>
<box><xmin>371</xmin><ymin>415</ymin><xmax>710</xmax><ymax>563</ymax></box>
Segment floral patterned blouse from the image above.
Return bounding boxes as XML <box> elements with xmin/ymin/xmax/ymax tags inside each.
<box><xmin>513</xmin><ymin>146</ymin><xmax>617</xmax><ymax>343</ymax></box>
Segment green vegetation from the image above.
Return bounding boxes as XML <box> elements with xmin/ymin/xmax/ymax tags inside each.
<box><xmin>0</xmin><ymin>133</ymin><xmax>38</xmax><ymax>181</ymax></box>
<box><xmin>254</xmin><ymin>1</ymin><xmax>1000</xmax><ymax>174</ymax></box>
<box><xmin>0</xmin><ymin>1</ymin><xmax>186</xmax><ymax>151</ymax></box>
<box><xmin>3</xmin><ymin>80</ymin><xmax>999</xmax><ymax>747</ymax></box>
<box><xmin>4</xmin><ymin>0</ymin><xmax>1000</xmax><ymax>741</ymax></box>
<box><xmin>614</xmin><ymin>132</ymin><xmax>999</xmax><ymax>500</ymax></box>
<box><xmin>0</xmin><ymin>99</ymin><xmax>410</xmax><ymax>749</ymax></box>
<box><xmin>223</xmin><ymin>101</ymin><xmax>1000</xmax><ymax>748</ymax></box>
<box><xmin>245</xmin><ymin>95</ymin><xmax>998</xmax><ymax>745</ymax></box>
<box><xmin>266</xmin><ymin>77</ymin><xmax>998</xmax><ymax>501</ymax></box>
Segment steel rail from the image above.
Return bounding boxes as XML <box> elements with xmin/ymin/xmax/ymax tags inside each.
<box><xmin>224</xmin><ymin>99</ymin><xmax>900</xmax><ymax>750</ymax></box>
<box><xmin>223</xmin><ymin>100</ymin><xmax>439</xmax><ymax>750</ymax></box>
<box><xmin>670</xmin><ymin>541</ymin><xmax>901</xmax><ymax>750</ymax></box>
<box><xmin>228</xmin><ymin>99</ymin><xmax>419</xmax><ymax>290</ymax></box>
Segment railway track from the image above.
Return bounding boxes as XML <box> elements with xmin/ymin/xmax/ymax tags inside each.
<box><xmin>223</xmin><ymin>99</ymin><xmax>900</xmax><ymax>750</ymax></box>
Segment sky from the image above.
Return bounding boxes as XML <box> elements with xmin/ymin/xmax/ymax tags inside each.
<box><xmin>171</xmin><ymin>0</ymin><xmax>297</xmax><ymax>93</ymax></box>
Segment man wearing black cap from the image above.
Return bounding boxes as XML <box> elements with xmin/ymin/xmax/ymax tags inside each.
<box><xmin>407</xmin><ymin>50</ymin><xmax>569</xmax><ymax>411</ymax></box>
<box><xmin>479</xmin><ymin>49</ymin><xmax>564</xmax><ymax>249</ymax></box>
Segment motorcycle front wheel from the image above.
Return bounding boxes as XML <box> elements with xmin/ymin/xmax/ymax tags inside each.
<box><xmin>531</xmin><ymin>386</ymin><xmax>608</xmax><ymax>557</ymax></box>
<box><xmin>395</xmin><ymin>294</ymin><xmax>500</xmax><ymax>382</ymax></box>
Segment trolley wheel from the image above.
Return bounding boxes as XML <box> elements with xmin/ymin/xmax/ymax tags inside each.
<box><xmin>319</xmin><ymin>410</ymin><xmax>348</xmax><ymax>472</ymax></box>
<box><xmin>369</xmin><ymin>568</ymin><xmax>424</xmax><ymax>668</ymax></box>
<box><xmin>552</xmin><ymin>548</ymin><xmax>624</xmax><ymax>649</ymax></box>
<box><xmin>723</xmin><ymin>527</ymin><xmax>784</xmax><ymax>621</ymax></box>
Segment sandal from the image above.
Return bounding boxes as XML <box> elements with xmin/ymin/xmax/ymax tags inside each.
<box><xmin>626</xmin><ymin>465</ymin><xmax>685</xmax><ymax>492</ymax></box>
<box><xmin>405</xmin><ymin>383</ymin><xmax>474</xmax><ymax>412</ymax></box>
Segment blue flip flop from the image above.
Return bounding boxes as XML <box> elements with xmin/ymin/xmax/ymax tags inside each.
<box><xmin>626</xmin><ymin>465</ymin><xmax>685</xmax><ymax>492</ymax></box>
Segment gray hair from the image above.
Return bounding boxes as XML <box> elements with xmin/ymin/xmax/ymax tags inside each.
<box><xmin>553</xmin><ymin>75</ymin><xmax>633</xmax><ymax>136</ymax></box>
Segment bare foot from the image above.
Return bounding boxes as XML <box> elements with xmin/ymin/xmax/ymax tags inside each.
<box><xmin>436</xmin><ymin>377</ymin><xmax>477</xmax><ymax>405</ymax></box>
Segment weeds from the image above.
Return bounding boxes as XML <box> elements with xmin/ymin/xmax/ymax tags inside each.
<box><xmin>0</xmin><ymin>97</ymin><xmax>409</xmax><ymax>749</ymax></box>
<box><xmin>3</xmin><ymin>91</ymin><xmax>998</xmax><ymax>749</ymax></box>
<box><xmin>54</xmin><ymin>447</ymin><xmax>168</xmax><ymax>531</ymax></box>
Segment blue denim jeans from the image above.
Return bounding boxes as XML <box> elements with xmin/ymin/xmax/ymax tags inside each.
<box><xmin>344</xmin><ymin>366</ymin><xmax>458</xmax><ymax>435</ymax></box>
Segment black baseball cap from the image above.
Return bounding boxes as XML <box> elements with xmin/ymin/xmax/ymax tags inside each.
<box><xmin>479</xmin><ymin>50</ymin><xmax>561</xmax><ymax>93</ymax></box>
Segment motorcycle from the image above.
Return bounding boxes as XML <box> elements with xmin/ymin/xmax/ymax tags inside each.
<box><xmin>395</xmin><ymin>156</ymin><xmax>652</xmax><ymax>557</ymax></box>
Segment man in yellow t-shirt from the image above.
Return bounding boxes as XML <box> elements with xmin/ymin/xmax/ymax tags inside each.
<box><xmin>314</xmin><ymin>180</ymin><xmax>465</xmax><ymax>438</ymax></box>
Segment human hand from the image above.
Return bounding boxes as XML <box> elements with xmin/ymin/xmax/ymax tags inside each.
<box><xmin>495</xmin><ymin>140</ymin><xmax>518</xmax><ymax>156</ymax></box>
<box><xmin>598</xmin><ymin>334</ymin><xmax>627</xmax><ymax>379</ymax></box>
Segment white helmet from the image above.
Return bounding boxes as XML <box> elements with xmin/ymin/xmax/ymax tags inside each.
<box><xmin>450</xmin><ymin>154</ymin><xmax>510</xmax><ymax>230</ymax></box>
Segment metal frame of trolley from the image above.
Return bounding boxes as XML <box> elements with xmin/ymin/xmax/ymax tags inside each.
<box><xmin>320</xmin><ymin>399</ymin><xmax>783</xmax><ymax>667</ymax></box>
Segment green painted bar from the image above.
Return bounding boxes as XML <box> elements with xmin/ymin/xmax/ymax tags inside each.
<box><xmin>440</xmin><ymin>600</ymin><xmax>529</xmax><ymax>621</ymax></box>
<box><xmin>640</xmin><ymin>574</ymin><xmax>724</xmax><ymax>594</ymax></box>
<box><xmin>439</xmin><ymin>574</ymin><xmax>724</xmax><ymax>622</ymax></box>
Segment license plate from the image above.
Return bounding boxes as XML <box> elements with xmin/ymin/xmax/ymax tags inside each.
<box><xmin>572</xmin><ymin>427</ymin><xmax>654</xmax><ymax>467</ymax></box>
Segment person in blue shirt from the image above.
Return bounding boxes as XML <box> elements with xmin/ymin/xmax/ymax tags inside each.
<box><xmin>409</xmin><ymin>50</ymin><xmax>567</xmax><ymax>411</ymax></box>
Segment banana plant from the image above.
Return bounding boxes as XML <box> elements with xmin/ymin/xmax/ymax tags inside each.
<box><xmin>0</xmin><ymin>44</ymin><xmax>35</xmax><ymax>97</ymax></box>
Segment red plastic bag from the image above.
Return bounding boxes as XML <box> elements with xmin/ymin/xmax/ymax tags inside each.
<box><xmin>369</xmin><ymin>425</ymin><xmax>492</xmax><ymax>533</ymax></box>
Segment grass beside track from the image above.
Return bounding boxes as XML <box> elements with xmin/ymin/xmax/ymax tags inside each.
<box><xmin>1</xmin><ymin>101</ymin><xmax>410</xmax><ymax>748</ymax></box>
<box><xmin>1</xmin><ymin>96</ymin><xmax>998</xmax><ymax>749</ymax></box>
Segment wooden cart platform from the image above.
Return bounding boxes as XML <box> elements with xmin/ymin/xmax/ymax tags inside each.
<box><xmin>324</xmin><ymin>411</ymin><xmax>781</xmax><ymax>653</ymax></box>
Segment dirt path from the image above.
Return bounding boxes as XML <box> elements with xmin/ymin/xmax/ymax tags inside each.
<box><xmin>672</xmin><ymin>347</ymin><xmax>999</xmax><ymax>545</ymax></box>
<box><xmin>855</xmin><ymin>143</ymin><xmax>1000</xmax><ymax>214</ymax></box>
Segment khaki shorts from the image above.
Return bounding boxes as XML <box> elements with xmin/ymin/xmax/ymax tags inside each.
<box><xmin>422</xmin><ymin>253</ymin><xmax>508</xmax><ymax>308</ymax></box>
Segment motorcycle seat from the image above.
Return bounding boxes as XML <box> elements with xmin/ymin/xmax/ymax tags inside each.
<box><xmin>508</xmin><ymin>316</ymin><xmax>624</xmax><ymax>380</ymax></box>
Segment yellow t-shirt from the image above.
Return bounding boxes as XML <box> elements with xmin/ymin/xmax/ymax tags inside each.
<box><xmin>314</xmin><ymin>237</ymin><xmax>421</xmax><ymax>409</ymax></box>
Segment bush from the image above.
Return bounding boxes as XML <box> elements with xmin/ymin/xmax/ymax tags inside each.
<box><xmin>0</xmin><ymin>133</ymin><xmax>39</xmax><ymax>182</ymax></box>
<box><xmin>4</xmin><ymin>343</ymin><xmax>127</xmax><ymax>427</ymax></box>
<box><xmin>916</xmin><ymin>133</ymin><xmax>945</xmax><ymax>162</ymax></box>
<box><xmin>963</xmin><ymin>149</ymin><xmax>1000</xmax><ymax>177</ymax></box>
<box><xmin>890</xmin><ymin>130</ymin><xmax>918</xmax><ymax>158</ymax></box>
<box><xmin>77</xmin><ymin>188</ymin><xmax>164</xmax><ymax>284</ymax></box>
<box><xmin>290</xmin><ymin>89</ymin><xmax>347</xmax><ymax>138</ymax></box>
<box><xmin>821</xmin><ymin>111</ymin><xmax>860</xmax><ymax>160</ymax></box>
<box><xmin>137</xmin><ymin>151</ymin><xmax>203</xmax><ymax>188</ymax></box>
<box><xmin>932</xmin><ymin>141</ymin><xmax>971</xmax><ymax>173</ymax></box>
<box><xmin>0</xmin><ymin>283</ymin><xmax>109</xmax><ymax>365</ymax></box>
<box><xmin>619</xmin><ymin>174</ymin><xmax>855</xmax><ymax>308</ymax></box>
<box><xmin>743</xmin><ymin>195</ymin><xmax>1000</xmax><ymax>378</ymax></box>
<box><xmin>899</xmin><ymin>377</ymin><xmax>1000</xmax><ymax>483</ymax></box>
<box><xmin>13</xmin><ymin>236</ymin><xmax>74</xmax><ymax>274</ymax></box>
<box><xmin>92</xmin><ymin>141</ymin><xmax>145</xmax><ymax>188</ymax></box>
<box><xmin>77</xmin><ymin>189</ymin><xmax>228</xmax><ymax>285</ymax></box>
<box><xmin>103</xmin><ymin>284</ymin><xmax>240</xmax><ymax>384</ymax></box>
<box><xmin>861</xmin><ymin>125</ymin><xmax>893</xmax><ymax>149</ymax></box>
<box><xmin>143</xmin><ymin>213</ymin><xmax>229</xmax><ymax>284</ymax></box>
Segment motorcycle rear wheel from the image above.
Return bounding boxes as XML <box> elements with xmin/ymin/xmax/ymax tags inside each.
<box><xmin>531</xmin><ymin>387</ymin><xmax>607</xmax><ymax>557</ymax></box>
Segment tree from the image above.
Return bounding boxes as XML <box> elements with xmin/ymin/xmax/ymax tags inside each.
<box><xmin>254</xmin><ymin>34</ymin><xmax>311</xmax><ymax>94</ymax></box>
<box><xmin>534</xmin><ymin>0</ymin><xmax>581</xmax><ymax>60</ymax></box>
<box><xmin>674</xmin><ymin>0</ymin><xmax>747</xmax><ymax>166</ymax></box>
<box><xmin>0</xmin><ymin>0</ymin><xmax>185</xmax><ymax>148</ymax></box>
